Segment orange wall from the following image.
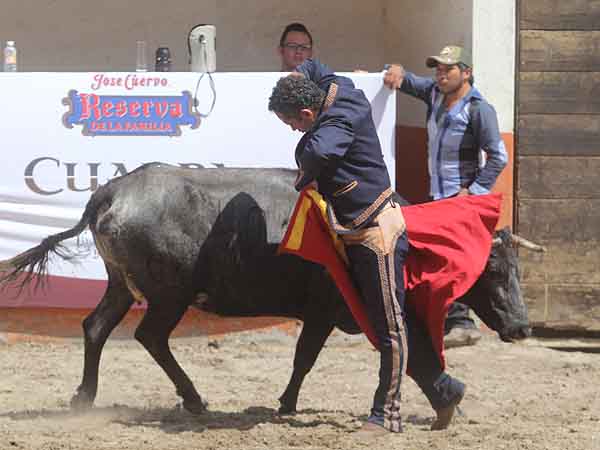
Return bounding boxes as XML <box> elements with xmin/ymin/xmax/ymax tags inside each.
<box><xmin>0</xmin><ymin>307</ymin><xmax>299</xmax><ymax>343</ymax></box>
<box><xmin>395</xmin><ymin>125</ymin><xmax>514</xmax><ymax>229</ymax></box>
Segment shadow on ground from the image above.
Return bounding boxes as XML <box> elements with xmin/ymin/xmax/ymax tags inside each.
<box><xmin>1</xmin><ymin>405</ymin><xmax>361</xmax><ymax>434</ymax></box>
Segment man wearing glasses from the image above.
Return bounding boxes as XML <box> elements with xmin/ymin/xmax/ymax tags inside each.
<box><xmin>278</xmin><ymin>23</ymin><xmax>314</xmax><ymax>72</ymax></box>
<box><xmin>383</xmin><ymin>46</ymin><xmax>508</xmax><ymax>349</ymax></box>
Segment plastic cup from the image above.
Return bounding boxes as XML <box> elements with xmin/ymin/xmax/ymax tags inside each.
<box><xmin>136</xmin><ymin>40</ymin><xmax>147</xmax><ymax>72</ymax></box>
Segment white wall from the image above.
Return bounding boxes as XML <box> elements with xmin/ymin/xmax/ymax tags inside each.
<box><xmin>0</xmin><ymin>0</ymin><xmax>514</xmax><ymax>129</ymax></box>
<box><xmin>0</xmin><ymin>0</ymin><xmax>385</xmax><ymax>72</ymax></box>
<box><xmin>2</xmin><ymin>1</ymin><xmax>217</xmax><ymax>72</ymax></box>
<box><xmin>217</xmin><ymin>1</ymin><xmax>386</xmax><ymax>71</ymax></box>
<box><xmin>383</xmin><ymin>0</ymin><xmax>473</xmax><ymax>127</ymax></box>
<box><xmin>473</xmin><ymin>0</ymin><xmax>516</xmax><ymax>132</ymax></box>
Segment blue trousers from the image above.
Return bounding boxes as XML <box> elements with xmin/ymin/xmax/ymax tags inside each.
<box><xmin>445</xmin><ymin>302</ymin><xmax>477</xmax><ymax>333</ymax></box>
<box><xmin>346</xmin><ymin>231</ymin><xmax>464</xmax><ymax>432</ymax></box>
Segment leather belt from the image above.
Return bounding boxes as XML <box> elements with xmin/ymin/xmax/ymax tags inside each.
<box><xmin>341</xmin><ymin>202</ymin><xmax>406</xmax><ymax>255</ymax></box>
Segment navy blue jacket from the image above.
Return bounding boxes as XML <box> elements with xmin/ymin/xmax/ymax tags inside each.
<box><xmin>294</xmin><ymin>60</ymin><xmax>392</xmax><ymax>230</ymax></box>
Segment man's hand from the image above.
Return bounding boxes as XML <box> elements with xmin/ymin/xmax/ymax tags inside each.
<box><xmin>383</xmin><ymin>64</ymin><xmax>405</xmax><ymax>90</ymax></box>
<box><xmin>456</xmin><ymin>188</ymin><xmax>470</xmax><ymax>197</ymax></box>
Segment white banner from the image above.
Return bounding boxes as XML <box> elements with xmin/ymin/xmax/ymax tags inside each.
<box><xmin>0</xmin><ymin>71</ymin><xmax>395</xmax><ymax>306</ymax></box>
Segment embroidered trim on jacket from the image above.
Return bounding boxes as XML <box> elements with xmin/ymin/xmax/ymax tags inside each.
<box><xmin>349</xmin><ymin>187</ymin><xmax>393</xmax><ymax>229</ymax></box>
<box><xmin>322</xmin><ymin>83</ymin><xmax>338</xmax><ymax>112</ymax></box>
<box><xmin>333</xmin><ymin>180</ymin><xmax>358</xmax><ymax>197</ymax></box>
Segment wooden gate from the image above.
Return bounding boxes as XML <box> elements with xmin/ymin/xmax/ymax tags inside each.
<box><xmin>517</xmin><ymin>0</ymin><xmax>600</xmax><ymax>331</ymax></box>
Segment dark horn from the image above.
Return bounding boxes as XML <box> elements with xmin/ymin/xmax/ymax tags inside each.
<box><xmin>492</xmin><ymin>237</ymin><xmax>502</xmax><ymax>246</ymax></box>
<box><xmin>511</xmin><ymin>234</ymin><xmax>547</xmax><ymax>252</ymax></box>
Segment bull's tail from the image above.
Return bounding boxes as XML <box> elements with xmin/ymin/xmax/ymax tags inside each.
<box><xmin>0</xmin><ymin>183</ymin><xmax>113</xmax><ymax>292</ymax></box>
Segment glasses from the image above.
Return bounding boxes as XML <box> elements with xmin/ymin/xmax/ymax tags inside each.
<box><xmin>283</xmin><ymin>43</ymin><xmax>312</xmax><ymax>52</ymax></box>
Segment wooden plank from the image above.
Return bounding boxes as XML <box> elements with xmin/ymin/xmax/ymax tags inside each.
<box><xmin>517</xmin><ymin>198</ymin><xmax>600</xmax><ymax>241</ymax></box>
<box><xmin>522</xmin><ymin>283</ymin><xmax>600</xmax><ymax>331</ymax></box>
<box><xmin>518</xmin><ymin>156</ymin><xmax>600</xmax><ymax>198</ymax></box>
<box><xmin>547</xmin><ymin>285</ymin><xmax>600</xmax><ymax>329</ymax></box>
<box><xmin>522</xmin><ymin>283</ymin><xmax>547</xmax><ymax>325</ymax></box>
<box><xmin>520</xmin><ymin>31</ymin><xmax>600</xmax><ymax>71</ymax></box>
<box><xmin>518</xmin><ymin>115</ymin><xmax>600</xmax><ymax>156</ymax></box>
<box><xmin>519</xmin><ymin>238</ymin><xmax>600</xmax><ymax>285</ymax></box>
<box><xmin>520</xmin><ymin>0</ymin><xmax>600</xmax><ymax>30</ymax></box>
<box><xmin>519</xmin><ymin>72</ymin><xmax>600</xmax><ymax>114</ymax></box>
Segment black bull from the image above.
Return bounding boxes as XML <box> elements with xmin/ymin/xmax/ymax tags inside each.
<box><xmin>0</xmin><ymin>163</ymin><xmax>541</xmax><ymax>415</ymax></box>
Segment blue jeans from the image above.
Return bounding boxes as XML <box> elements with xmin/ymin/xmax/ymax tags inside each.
<box><xmin>445</xmin><ymin>302</ymin><xmax>477</xmax><ymax>333</ymax></box>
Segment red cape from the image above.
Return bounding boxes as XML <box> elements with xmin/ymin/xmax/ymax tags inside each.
<box><xmin>278</xmin><ymin>189</ymin><xmax>500</xmax><ymax>368</ymax></box>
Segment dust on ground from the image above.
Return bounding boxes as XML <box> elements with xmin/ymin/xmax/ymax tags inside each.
<box><xmin>1</xmin><ymin>329</ymin><xmax>599</xmax><ymax>450</ymax></box>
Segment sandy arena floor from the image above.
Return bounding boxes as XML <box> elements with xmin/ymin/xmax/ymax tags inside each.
<box><xmin>1</xmin><ymin>328</ymin><xmax>599</xmax><ymax>450</ymax></box>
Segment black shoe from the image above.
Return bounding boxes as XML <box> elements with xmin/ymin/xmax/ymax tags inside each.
<box><xmin>444</xmin><ymin>327</ymin><xmax>482</xmax><ymax>349</ymax></box>
<box><xmin>431</xmin><ymin>386</ymin><xmax>466</xmax><ymax>430</ymax></box>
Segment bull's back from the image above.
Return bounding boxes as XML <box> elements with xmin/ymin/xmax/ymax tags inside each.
<box><xmin>91</xmin><ymin>163</ymin><xmax>299</xmax><ymax>296</ymax></box>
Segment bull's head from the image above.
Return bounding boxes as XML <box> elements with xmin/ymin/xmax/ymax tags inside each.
<box><xmin>459</xmin><ymin>227</ymin><xmax>545</xmax><ymax>342</ymax></box>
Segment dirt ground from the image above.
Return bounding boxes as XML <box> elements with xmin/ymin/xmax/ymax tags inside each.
<box><xmin>1</xmin><ymin>328</ymin><xmax>599</xmax><ymax>450</ymax></box>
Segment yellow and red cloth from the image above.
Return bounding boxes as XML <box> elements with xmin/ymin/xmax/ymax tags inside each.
<box><xmin>278</xmin><ymin>188</ymin><xmax>501</xmax><ymax>368</ymax></box>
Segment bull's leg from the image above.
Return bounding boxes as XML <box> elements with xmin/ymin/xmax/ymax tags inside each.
<box><xmin>278</xmin><ymin>318</ymin><xmax>334</xmax><ymax>414</ymax></box>
<box><xmin>134</xmin><ymin>302</ymin><xmax>207</xmax><ymax>414</ymax></box>
<box><xmin>71</xmin><ymin>274</ymin><xmax>134</xmax><ymax>410</ymax></box>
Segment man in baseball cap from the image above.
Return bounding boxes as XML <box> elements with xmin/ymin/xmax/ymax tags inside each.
<box><xmin>383</xmin><ymin>46</ymin><xmax>508</xmax><ymax>354</ymax></box>
<box><xmin>425</xmin><ymin>45</ymin><xmax>472</xmax><ymax>68</ymax></box>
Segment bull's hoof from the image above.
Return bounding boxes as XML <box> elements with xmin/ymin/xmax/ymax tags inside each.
<box><xmin>277</xmin><ymin>401</ymin><xmax>297</xmax><ymax>415</ymax></box>
<box><xmin>70</xmin><ymin>391</ymin><xmax>94</xmax><ymax>411</ymax></box>
<box><xmin>182</xmin><ymin>396</ymin><xmax>208</xmax><ymax>415</ymax></box>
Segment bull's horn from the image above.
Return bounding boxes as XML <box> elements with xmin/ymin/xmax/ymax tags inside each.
<box><xmin>492</xmin><ymin>237</ymin><xmax>502</xmax><ymax>246</ymax></box>
<box><xmin>511</xmin><ymin>234</ymin><xmax>547</xmax><ymax>252</ymax></box>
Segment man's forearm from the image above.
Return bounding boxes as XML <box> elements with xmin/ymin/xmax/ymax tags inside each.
<box><xmin>470</xmin><ymin>142</ymin><xmax>508</xmax><ymax>194</ymax></box>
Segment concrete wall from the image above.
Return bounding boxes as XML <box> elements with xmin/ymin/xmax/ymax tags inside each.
<box><xmin>473</xmin><ymin>0</ymin><xmax>516</xmax><ymax>133</ymax></box>
<box><xmin>0</xmin><ymin>0</ymin><xmax>514</xmax><ymax>223</ymax></box>
<box><xmin>473</xmin><ymin>0</ymin><xmax>516</xmax><ymax>228</ymax></box>
<box><xmin>218</xmin><ymin>1</ymin><xmax>387</xmax><ymax>72</ymax></box>
<box><xmin>385</xmin><ymin>0</ymin><xmax>515</xmax><ymax>229</ymax></box>
<box><xmin>0</xmin><ymin>0</ymin><xmax>514</xmax><ymax>106</ymax></box>
<box><xmin>383</xmin><ymin>0</ymin><xmax>515</xmax><ymax>133</ymax></box>
<box><xmin>384</xmin><ymin>0</ymin><xmax>473</xmax><ymax>127</ymax></box>
<box><xmin>0</xmin><ymin>0</ymin><xmax>386</xmax><ymax>72</ymax></box>
<box><xmin>0</xmin><ymin>1</ymin><xmax>526</xmax><ymax>336</ymax></box>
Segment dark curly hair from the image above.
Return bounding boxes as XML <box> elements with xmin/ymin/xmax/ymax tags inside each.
<box><xmin>268</xmin><ymin>75</ymin><xmax>325</xmax><ymax>118</ymax></box>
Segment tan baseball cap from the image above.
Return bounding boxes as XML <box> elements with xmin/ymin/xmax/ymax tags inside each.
<box><xmin>426</xmin><ymin>45</ymin><xmax>472</xmax><ymax>68</ymax></box>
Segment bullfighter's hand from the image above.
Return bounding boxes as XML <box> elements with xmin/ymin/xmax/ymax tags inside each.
<box><xmin>306</xmin><ymin>180</ymin><xmax>318</xmax><ymax>190</ymax></box>
<box><xmin>456</xmin><ymin>188</ymin><xmax>470</xmax><ymax>197</ymax></box>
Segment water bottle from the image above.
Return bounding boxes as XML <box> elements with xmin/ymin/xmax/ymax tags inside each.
<box><xmin>3</xmin><ymin>41</ymin><xmax>17</xmax><ymax>72</ymax></box>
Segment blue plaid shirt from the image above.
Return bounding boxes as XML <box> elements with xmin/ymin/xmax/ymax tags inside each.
<box><xmin>400</xmin><ymin>72</ymin><xmax>508</xmax><ymax>200</ymax></box>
